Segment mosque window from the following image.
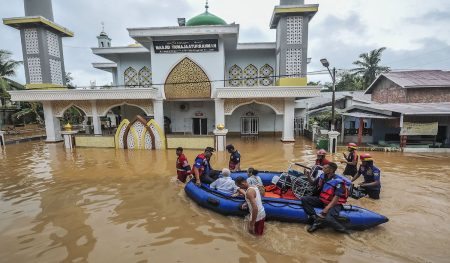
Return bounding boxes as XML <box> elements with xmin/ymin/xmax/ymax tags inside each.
<box><xmin>244</xmin><ymin>64</ymin><xmax>258</xmax><ymax>86</ymax></box>
<box><xmin>259</xmin><ymin>64</ymin><xmax>274</xmax><ymax>86</ymax></box>
<box><xmin>124</xmin><ymin>67</ymin><xmax>138</xmax><ymax>87</ymax></box>
<box><xmin>139</xmin><ymin>66</ymin><xmax>152</xmax><ymax>88</ymax></box>
<box><xmin>228</xmin><ymin>65</ymin><xmax>243</xmax><ymax>87</ymax></box>
<box><xmin>286</xmin><ymin>48</ymin><xmax>303</xmax><ymax>77</ymax></box>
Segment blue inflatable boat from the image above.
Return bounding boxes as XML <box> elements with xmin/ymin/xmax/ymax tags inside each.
<box><xmin>185</xmin><ymin>171</ymin><xmax>389</xmax><ymax>230</ymax></box>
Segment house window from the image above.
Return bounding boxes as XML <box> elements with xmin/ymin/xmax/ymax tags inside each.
<box><xmin>349</xmin><ymin>121</ymin><xmax>356</xmax><ymax>129</ymax></box>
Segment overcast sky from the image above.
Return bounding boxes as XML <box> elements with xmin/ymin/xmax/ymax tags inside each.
<box><xmin>1</xmin><ymin>0</ymin><xmax>449</xmax><ymax>86</ymax></box>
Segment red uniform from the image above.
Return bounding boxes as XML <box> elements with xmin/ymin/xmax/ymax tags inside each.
<box><xmin>176</xmin><ymin>154</ymin><xmax>191</xmax><ymax>183</ymax></box>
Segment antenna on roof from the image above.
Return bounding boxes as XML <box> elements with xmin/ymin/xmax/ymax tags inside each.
<box><xmin>205</xmin><ymin>0</ymin><xmax>209</xmax><ymax>12</ymax></box>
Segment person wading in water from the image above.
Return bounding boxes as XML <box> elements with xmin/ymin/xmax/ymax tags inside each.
<box><xmin>352</xmin><ymin>153</ymin><xmax>381</xmax><ymax>199</ymax></box>
<box><xmin>175</xmin><ymin>147</ymin><xmax>192</xmax><ymax>183</ymax></box>
<box><xmin>235</xmin><ymin>176</ymin><xmax>266</xmax><ymax>236</ymax></box>
<box><xmin>226</xmin><ymin>144</ymin><xmax>241</xmax><ymax>172</ymax></box>
<box><xmin>341</xmin><ymin>143</ymin><xmax>359</xmax><ymax>178</ymax></box>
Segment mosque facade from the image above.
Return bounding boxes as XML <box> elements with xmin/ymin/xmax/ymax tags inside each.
<box><xmin>4</xmin><ymin>0</ymin><xmax>321</xmax><ymax>150</ymax></box>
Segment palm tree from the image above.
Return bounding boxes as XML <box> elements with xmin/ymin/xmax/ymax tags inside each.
<box><xmin>12</xmin><ymin>102</ymin><xmax>44</xmax><ymax>124</ymax></box>
<box><xmin>0</xmin><ymin>49</ymin><xmax>24</xmax><ymax>104</ymax></box>
<box><xmin>352</xmin><ymin>47</ymin><xmax>390</xmax><ymax>89</ymax></box>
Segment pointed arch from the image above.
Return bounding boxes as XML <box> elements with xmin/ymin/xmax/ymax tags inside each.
<box><xmin>123</xmin><ymin>116</ymin><xmax>155</xmax><ymax>149</ymax></box>
<box><xmin>124</xmin><ymin>67</ymin><xmax>138</xmax><ymax>87</ymax></box>
<box><xmin>244</xmin><ymin>64</ymin><xmax>258</xmax><ymax>86</ymax></box>
<box><xmin>259</xmin><ymin>64</ymin><xmax>274</xmax><ymax>86</ymax></box>
<box><xmin>164</xmin><ymin>57</ymin><xmax>211</xmax><ymax>99</ymax></box>
<box><xmin>139</xmin><ymin>66</ymin><xmax>152</xmax><ymax>88</ymax></box>
<box><xmin>228</xmin><ymin>64</ymin><xmax>242</xmax><ymax>87</ymax></box>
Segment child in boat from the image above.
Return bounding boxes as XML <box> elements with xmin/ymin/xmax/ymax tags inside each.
<box><xmin>246</xmin><ymin>168</ymin><xmax>265</xmax><ymax>196</ymax></box>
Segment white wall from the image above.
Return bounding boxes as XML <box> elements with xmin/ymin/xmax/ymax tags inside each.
<box><xmin>150</xmin><ymin>39</ymin><xmax>226</xmax><ymax>98</ymax></box>
<box><xmin>116</xmin><ymin>53</ymin><xmax>152</xmax><ymax>86</ymax></box>
<box><xmin>225</xmin><ymin>103</ymin><xmax>283</xmax><ymax>133</ymax></box>
<box><xmin>164</xmin><ymin>101</ymin><xmax>215</xmax><ymax>134</ymax></box>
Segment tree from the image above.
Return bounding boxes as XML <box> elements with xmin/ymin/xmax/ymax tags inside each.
<box><xmin>335</xmin><ymin>72</ymin><xmax>364</xmax><ymax>91</ymax></box>
<box><xmin>0</xmin><ymin>50</ymin><xmax>24</xmax><ymax>104</ymax></box>
<box><xmin>65</xmin><ymin>72</ymin><xmax>76</xmax><ymax>89</ymax></box>
<box><xmin>352</xmin><ymin>47</ymin><xmax>390</xmax><ymax>89</ymax></box>
<box><xmin>11</xmin><ymin>102</ymin><xmax>44</xmax><ymax>124</ymax></box>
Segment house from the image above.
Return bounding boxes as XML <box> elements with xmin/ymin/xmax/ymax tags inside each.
<box><xmin>342</xmin><ymin>70</ymin><xmax>450</xmax><ymax>151</ymax></box>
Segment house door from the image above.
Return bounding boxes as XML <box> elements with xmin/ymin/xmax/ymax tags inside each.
<box><xmin>241</xmin><ymin>117</ymin><xmax>259</xmax><ymax>135</ymax></box>
<box><xmin>193</xmin><ymin>118</ymin><xmax>208</xmax><ymax>135</ymax></box>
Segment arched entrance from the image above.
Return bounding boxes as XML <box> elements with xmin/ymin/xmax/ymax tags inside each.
<box><xmin>60</xmin><ymin>105</ymin><xmax>89</xmax><ymax>134</ymax></box>
<box><xmin>164</xmin><ymin>57</ymin><xmax>211</xmax><ymax>99</ymax></box>
<box><xmin>104</xmin><ymin>104</ymin><xmax>148</xmax><ymax>135</ymax></box>
<box><xmin>226</xmin><ymin>102</ymin><xmax>283</xmax><ymax>136</ymax></box>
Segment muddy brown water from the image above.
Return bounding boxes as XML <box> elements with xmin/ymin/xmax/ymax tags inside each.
<box><xmin>1</xmin><ymin>137</ymin><xmax>449</xmax><ymax>263</ymax></box>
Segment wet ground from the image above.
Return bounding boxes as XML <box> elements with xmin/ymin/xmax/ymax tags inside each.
<box><xmin>1</xmin><ymin>136</ymin><xmax>449</xmax><ymax>263</ymax></box>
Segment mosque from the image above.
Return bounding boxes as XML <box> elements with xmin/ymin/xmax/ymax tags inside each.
<box><xmin>4</xmin><ymin>0</ymin><xmax>321</xmax><ymax>151</ymax></box>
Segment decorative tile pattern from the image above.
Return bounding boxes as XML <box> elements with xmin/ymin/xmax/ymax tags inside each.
<box><xmin>46</xmin><ymin>31</ymin><xmax>60</xmax><ymax>58</ymax></box>
<box><xmin>124</xmin><ymin>67</ymin><xmax>139</xmax><ymax>87</ymax></box>
<box><xmin>132</xmin><ymin>121</ymin><xmax>145</xmax><ymax>148</ymax></box>
<box><xmin>244</xmin><ymin>64</ymin><xmax>258</xmax><ymax>87</ymax></box>
<box><xmin>144</xmin><ymin>132</ymin><xmax>152</xmax><ymax>150</ymax></box>
<box><xmin>228</xmin><ymin>65</ymin><xmax>243</xmax><ymax>87</ymax></box>
<box><xmin>27</xmin><ymin>57</ymin><xmax>43</xmax><ymax>83</ymax></box>
<box><xmin>259</xmin><ymin>64</ymin><xmax>274</xmax><ymax>86</ymax></box>
<box><xmin>53</xmin><ymin>100</ymin><xmax>93</xmax><ymax>117</ymax></box>
<box><xmin>286</xmin><ymin>48</ymin><xmax>302</xmax><ymax>77</ymax></box>
<box><xmin>24</xmin><ymin>29</ymin><xmax>39</xmax><ymax>55</ymax></box>
<box><xmin>139</xmin><ymin>66</ymin><xmax>152</xmax><ymax>88</ymax></box>
<box><xmin>286</xmin><ymin>16</ymin><xmax>303</xmax><ymax>44</ymax></box>
<box><xmin>127</xmin><ymin>130</ymin><xmax>135</xmax><ymax>149</ymax></box>
<box><xmin>49</xmin><ymin>59</ymin><xmax>63</xmax><ymax>85</ymax></box>
<box><xmin>118</xmin><ymin>122</ymin><xmax>128</xmax><ymax>149</ymax></box>
<box><xmin>164</xmin><ymin>57</ymin><xmax>211</xmax><ymax>99</ymax></box>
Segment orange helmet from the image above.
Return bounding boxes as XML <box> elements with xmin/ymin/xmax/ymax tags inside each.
<box><xmin>317</xmin><ymin>149</ymin><xmax>327</xmax><ymax>156</ymax></box>
<box><xmin>347</xmin><ymin>143</ymin><xmax>358</xmax><ymax>149</ymax></box>
<box><xmin>360</xmin><ymin>153</ymin><xmax>373</xmax><ymax>162</ymax></box>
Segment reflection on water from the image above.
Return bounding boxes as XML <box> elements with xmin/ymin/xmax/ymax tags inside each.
<box><xmin>1</xmin><ymin>137</ymin><xmax>450</xmax><ymax>263</ymax></box>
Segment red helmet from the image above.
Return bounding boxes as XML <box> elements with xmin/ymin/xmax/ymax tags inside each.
<box><xmin>360</xmin><ymin>153</ymin><xmax>373</xmax><ymax>161</ymax></box>
<box><xmin>347</xmin><ymin>143</ymin><xmax>358</xmax><ymax>149</ymax></box>
<box><xmin>317</xmin><ymin>149</ymin><xmax>327</xmax><ymax>156</ymax></box>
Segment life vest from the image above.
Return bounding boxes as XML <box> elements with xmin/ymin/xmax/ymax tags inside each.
<box><xmin>228</xmin><ymin>151</ymin><xmax>240</xmax><ymax>170</ymax></box>
<box><xmin>346</xmin><ymin>151</ymin><xmax>358</xmax><ymax>165</ymax></box>
<box><xmin>176</xmin><ymin>154</ymin><xmax>190</xmax><ymax>176</ymax></box>
<box><xmin>317</xmin><ymin>174</ymin><xmax>349</xmax><ymax>205</ymax></box>
<box><xmin>264</xmin><ymin>185</ymin><xmax>299</xmax><ymax>200</ymax></box>
<box><xmin>195</xmin><ymin>154</ymin><xmax>209</xmax><ymax>176</ymax></box>
<box><xmin>315</xmin><ymin>158</ymin><xmax>330</xmax><ymax>166</ymax></box>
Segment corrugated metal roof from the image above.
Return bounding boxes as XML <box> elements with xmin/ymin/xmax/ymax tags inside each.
<box><xmin>355</xmin><ymin>102</ymin><xmax>450</xmax><ymax>115</ymax></box>
<box><xmin>342</xmin><ymin>112</ymin><xmax>396</xmax><ymax>119</ymax></box>
<box><xmin>383</xmin><ymin>70</ymin><xmax>450</xmax><ymax>88</ymax></box>
<box><xmin>296</xmin><ymin>91</ymin><xmax>371</xmax><ymax>109</ymax></box>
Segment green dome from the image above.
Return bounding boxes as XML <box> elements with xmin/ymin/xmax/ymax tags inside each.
<box><xmin>186</xmin><ymin>11</ymin><xmax>227</xmax><ymax>26</ymax></box>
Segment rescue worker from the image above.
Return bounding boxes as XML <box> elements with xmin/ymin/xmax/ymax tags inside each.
<box><xmin>340</xmin><ymin>143</ymin><xmax>359</xmax><ymax>178</ymax></box>
<box><xmin>193</xmin><ymin>147</ymin><xmax>217</xmax><ymax>186</ymax></box>
<box><xmin>352</xmin><ymin>153</ymin><xmax>381</xmax><ymax>199</ymax></box>
<box><xmin>226</xmin><ymin>144</ymin><xmax>241</xmax><ymax>172</ymax></box>
<box><xmin>302</xmin><ymin>162</ymin><xmax>350</xmax><ymax>234</ymax></box>
<box><xmin>175</xmin><ymin>147</ymin><xmax>191</xmax><ymax>183</ymax></box>
<box><xmin>315</xmin><ymin>149</ymin><xmax>330</xmax><ymax>167</ymax></box>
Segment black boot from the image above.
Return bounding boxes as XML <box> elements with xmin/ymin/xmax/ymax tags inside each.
<box><xmin>306</xmin><ymin>215</ymin><xmax>317</xmax><ymax>225</ymax></box>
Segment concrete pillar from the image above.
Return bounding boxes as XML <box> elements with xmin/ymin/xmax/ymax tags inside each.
<box><xmin>328</xmin><ymin>131</ymin><xmax>340</xmax><ymax>154</ymax></box>
<box><xmin>214</xmin><ymin>128</ymin><xmax>228</xmax><ymax>152</ymax></box>
<box><xmin>282</xmin><ymin>98</ymin><xmax>295</xmax><ymax>142</ymax></box>
<box><xmin>91</xmin><ymin>101</ymin><xmax>102</xmax><ymax>135</ymax></box>
<box><xmin>61</xmin><ymin>131</ymin><xmax>78</xmax><ymax>149</ymax></box>
<box><xmin>42</xmin><ymin>101</ymin><xmax>62</xmax><ymax>142</ymax></box>
<box><xmin>214</xmin><ymin>98</ymin><xmax>225</xmax><ymax>128</ymax></box>
<box><xmin>358</xmin><ymin>118</ymin><xmax>364</xmax><ymax>146</ymax></box>
<box><xmin>153</xmin><ymin>99</ymin><xmax>164</xmax><ymax>133</ymax></box>
<box><xmin>312</xmin><ymin>121</ymin><xmax>319</xmax><ymax>143</ymax></box>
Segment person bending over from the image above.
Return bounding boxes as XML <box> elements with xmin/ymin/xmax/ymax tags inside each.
<box><xmin>226</xmin><ymin>144</ymin><xmax>241</xmax><ymax>172</ymax></box>
<box><xmin>193</xmin><ymin>148</ymin><xmax>216</xmax><ymax>186</ymax></box>
<box><xmin>303</xmin><ymin>162</ymin><xmax>350</xmax><ymax>234</ymax></box>
<box><xmin>235</xmin><ymin>176</ymin><xmax>266</xmax><ymax>236</ymax></box>
<box><xmin>352</xmin><ymin>153</ymin><xmax>381</xmax><ymax>199</ymax></box>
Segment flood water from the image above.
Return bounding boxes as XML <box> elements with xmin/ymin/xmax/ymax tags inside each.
<box><xmin>1</xmin><ymin>136</ymin><xmax>450</xmax><ymax>263</ymax></box>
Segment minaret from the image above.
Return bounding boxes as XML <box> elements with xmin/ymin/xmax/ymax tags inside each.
<box><xmin>3</xmin><ymin>0</ymin><xmax>73</xmax><ymax>89</ymax></box>
<box><xmin>97</xmin><ymin>22</ymin><xmax>111</xmax><ymax>48</ymax></box>
<box><xmin>270</xmin><ymin>0</ymin><xmax>318</xmax><ymax>86</ymax></box>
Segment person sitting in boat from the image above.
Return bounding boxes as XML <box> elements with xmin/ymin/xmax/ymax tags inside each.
<box><xmin>246</xmin><ymin>168</ymin><xmax>265</xmax><ymax>196</ymax></box>
<box><xmin>176</xmin><ymin>147</ymin><xmax>192</xmax><ymax>183</ymax></box>
<box><xmin>193</xmin><ymin>148</ymin><xmax>216</xmax><ymax>186</ymax></box>
<box><xmin>204</xmin><ymin>147</ymin><xmax>222</xmax><ymax>179</ymax></box>
<box><xmin>209</xmin><ymin>168</ymin><xmax>239</xmax><ymax>195</ymax></box>
<box><xmin>311</xmin><ymin>149</ymin><xmax>330</xmax><ymax>178</ymax></box>
<box><xmin>235</xmin><ymin>176</ymin><xmax>266</xmax><ymax>236</ymax></box>
<box><xmin>340</xmin><ymin>143</ymin><xmax>359</xmax><ymax>178</ymax></box>
<box><xmin>352</xmin><ymin>153</ymin><xmax>381</xmax><ymax>199</ymax></box>
<box><xmin>302</xmin><ymin>162</ymin><xmax>350</xmax><ymax>234</ymax></box>
<box><xmin>226</xmin><ymin>144</ymin><xmax>241</xmax><ymax>172</ymax></box>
